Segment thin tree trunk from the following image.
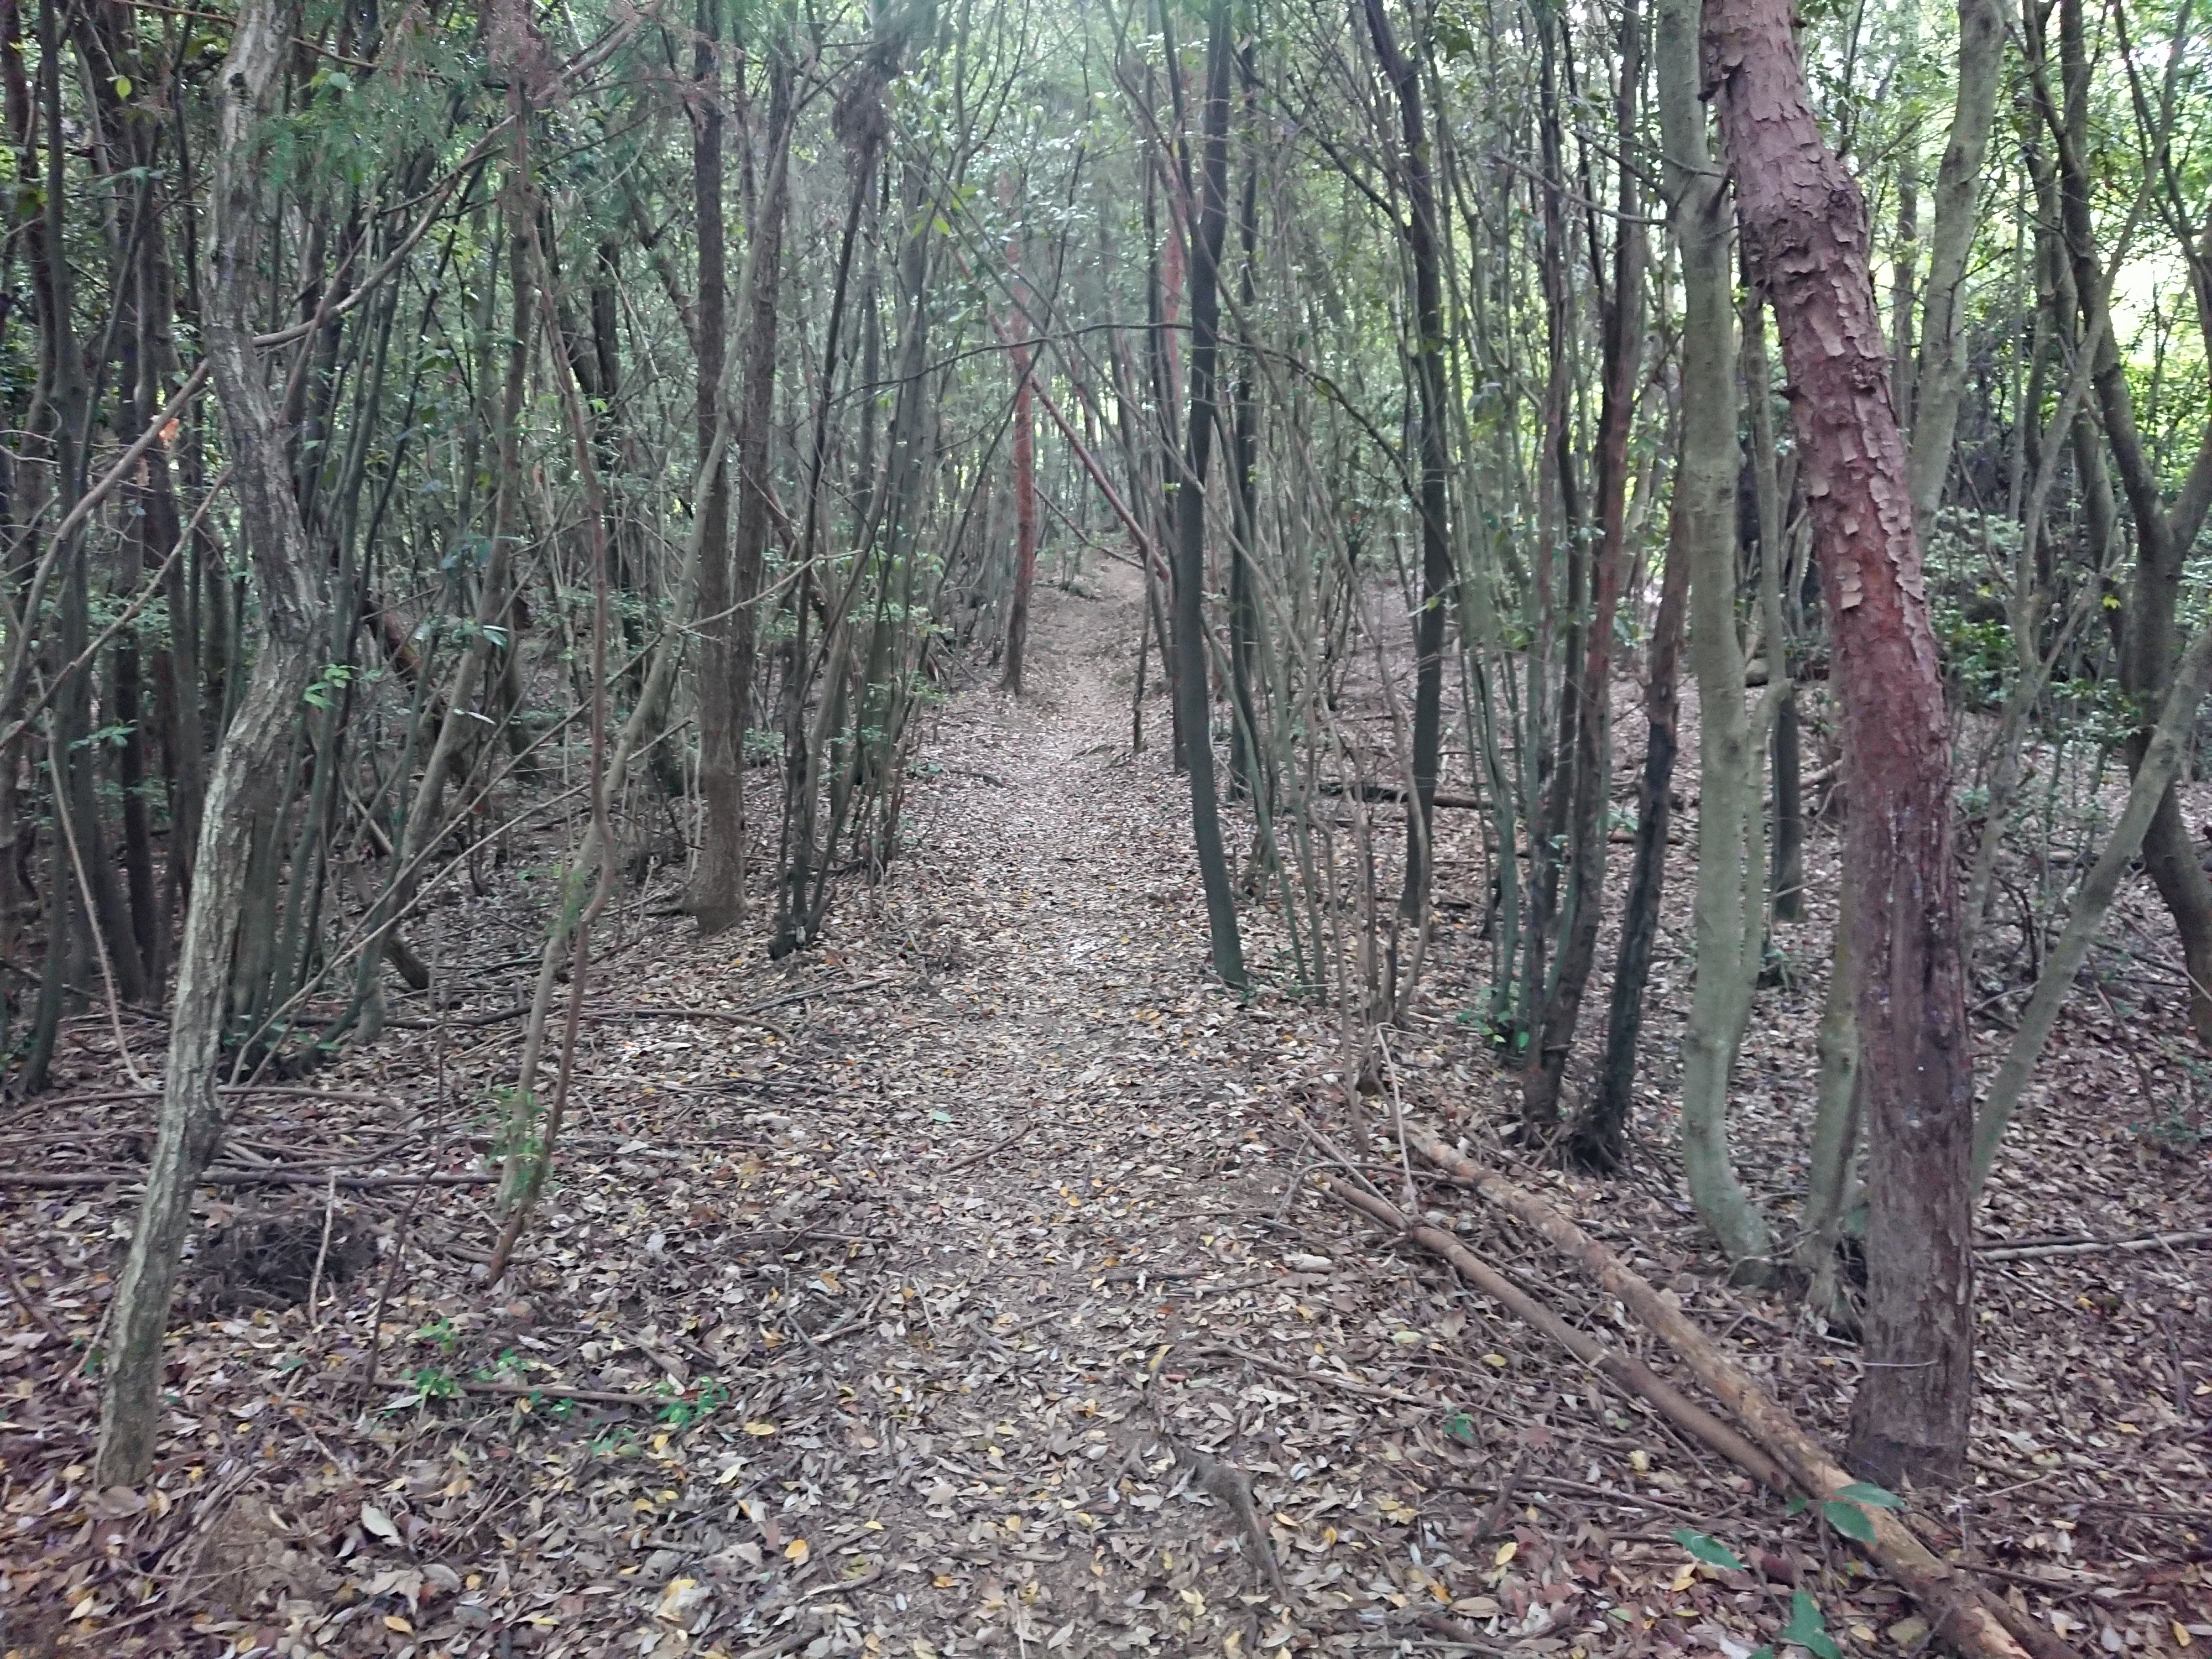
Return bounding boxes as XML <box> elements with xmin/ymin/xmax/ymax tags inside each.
<box><xmin>2038</xmin><ymin>0</ymin><xmax>2212</xmax><ymax>1052</ymax></box>
<box><xmin>1525</xmin><ymin>0</ymin><xmax>1644</xmax><ymax>1133</ymax></box>
<box><xmin>691</xmin><ymin>49</ymin><xmax>793</xmax><ymax>935</ymax></box>
<box><xmin>685</xmin><ymin>0</ymin><xmax>735</xmax><ymax>928</ymax></box>
<box><xmin>1575</xmin><ymin>497</ymin><xmax>1688</xmax><ymax>1170</ymax></box>
<box><xmin>1173</xmin><ymin>0</ymin><xmax>1244</xmax><ymax>991</ymax></box>
<box><xmin>1658</xmin><ymin>0</ymin><xmax>1773</xmax><ymax>1278</ymax></box>
<box><xmin>1358</xmin><ymin>0</ymin><xmax>1451</xmax><ymax>999</ymax></box>
<box><xmin>1709</xmin><ymin>0</ymin><xmax>1975</xmax><ymax>1485</ymax></box>
<box><xmin>1799</xmin><ymin>882</ymin><xmax>1863</xmax><ymax>1321</ymax></box>
<box><xmin>1905</xmin><ymin>0</ymin><xmax>2003</xmax><ymax>526</ymax></box>
<box><xmin>96</xmin><ymin>0</ymin><xmax>329</xmax><ymax>1486</ymax></box>
<box><xmin>1974</xmin><ymin>617</ymin><xmax>2212</xmax><ymax>1191</ymax></box>
<box><xmin>1000</xmin><ymin>207</ymin><xmax>1038</xmax><ymax>693</ymax></box>
<box><xmin>1743</xmin><ymin>295</ymin><xmax>1802</xmax><ymax>922</ymax></box>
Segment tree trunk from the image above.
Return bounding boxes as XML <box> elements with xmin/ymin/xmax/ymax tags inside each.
<box><xmin>1000</xmin><ymin>210</ymin><xmax>1038</xmax><ymax>693</ymax></box>
<box><xmin>1524</xmin><ymin>0</ymin><xmax>1644</xmax><ymax>1133</ymax></box>
<box><xmin>685</xmin><ymin>0</ymin><xmax>735</xmax><ymax>928</ymax></box>
<box><xmin>96</xmin><ymin>0</ymin><xmax>329</xmax><ymax>1486</ymax></box>
<box><xmin>1225</xmin><ymin>89</ymin><xmax>1263</xmax><ymax>806</ymax></box>
<box><xmin>1659</xmin><ymin>0</ymin><xmax>1773</xmax><ymax>1279</ymax></box>
<box><xmin>1905</xmin><ymin>0</ymin><xmax>2003</xmax><ymax>527</ymax></box>
<box><xmin>2037</xmin><ymin>0</ymin><xmax>2212</xmax><ymax>1052</ymax></box>
<box><xmin>1974</xmin><ymin>617</ymin><xmax>2212</xmax><ymax>1190</ymax></box>
<box><xmin>1357</xmin><ymin>0</ymin><xmax>1451</xmax><ymax>998</ymax></box>
<box><xmin>1799</xmin><ymin>875</ymin><xmax>1865</xmax><ymax>1323</ymax></box>
<box><xmin>1743</xmin><ymin>295</ymin><xmax>1802</xmax><ymax>922</ymax></box>
<box><xmin>1708</xmin><ymin>0</ymin><xmax>1975</xmax><ymax>1486</ymax></box>
<box><xmin>1172</xmin><ymin>0</ymin><xmax>1244</xmax><ymax>992</ymax></box>
<box><xmin>691</xmin><ymin>49</ymin><xmax>793</xmax><ymax>936</ymax></box>
<box><xmin>1575</xmin><ymin>501</ymin><xmax>1688</xmax><ymax>1170</ymax></box>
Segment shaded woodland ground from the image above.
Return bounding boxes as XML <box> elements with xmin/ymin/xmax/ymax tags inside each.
<box><xmin>3</xmin><ymin>565</ymin><xmax>2204</xmax><ymax>1658</ymax></box>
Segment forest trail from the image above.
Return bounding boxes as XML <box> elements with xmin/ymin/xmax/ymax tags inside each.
<box><xmin>6</xmin><ymin>553</ymin><xmax>2205</xmax><ymax>1658</ymax></box>
<box><xmin>628</xmin><ymin>552</ymin><xmax>1361</xmax><ymax>1654</ymax></box>
<box><xmin>457</xmin><ymin>552</ymin><xmax>1492</xmax><ymax>1657</ymax></box>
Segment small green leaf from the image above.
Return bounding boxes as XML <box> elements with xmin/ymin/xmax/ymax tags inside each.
<box><xmin>1781</xmin><ymin>1588</ymin><xmax>1842</xmax><ymax>1659</ymax></box>
<box><xmin>111</xmin><ymin>74</ymin><xmax>132</xmax><ymax>98</ymax></box>
<box><xmin>1822</xmin><ymin>1499</ymin><xmax>1877</xmax><ymax>1543</ymax></box>
<box><xmin>1833</xmin><ymin>1481</ymin><xmax>1903</xmax><ymax>1510</ymax></box>
<box><xmin>1783</xmin><ymin>1495</ymin><xmax>1810</xmax><ymax>1515</ymax></box>
<box><xmin>1672</xmin><ymin>1529</ymin><xmax>1746</xmax><ymax>1571</ymax></box>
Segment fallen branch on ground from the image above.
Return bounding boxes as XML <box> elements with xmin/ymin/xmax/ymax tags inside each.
<box><xmin>1978</xmin><ymin>1227</ymin><xmax>2212</xmax><ymax>1261</ymax></box>
<box><xmin>1405</xmin><ymin>1123</ymin><xmax>2054</xmax><ymax>1659</ymax></box>
<box><xmin>456</xmin><ymin>1379</ymin><xmax>674</xmax><ymax>1408</ymax></box>
<box><xmin>943</xmin><ymin>1117</ymin><xmax>1034</xmax><ymax>1173</ymax></box>
<box><xmin>1308</xmin><ymin>1165</ymin><xmax>1785</xmax><ymax>1491</ymax></box>
<box><xmin>1318</xmin><ymin>779</ymin><xmax>1483</xmax><ymax>810</ymax></box>
<box><xmin>1</xmin><ymin>1170</ymin><xmax>493</xmax><ymax>1190</ymax></box>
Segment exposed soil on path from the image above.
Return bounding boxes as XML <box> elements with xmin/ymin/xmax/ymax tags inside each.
<box><xmin>3</xmin><ymin>561</ymin><xmax>2207</xmax><ymax>1659</ymax></box>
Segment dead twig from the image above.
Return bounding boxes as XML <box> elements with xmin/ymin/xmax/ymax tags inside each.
<box><xmin>944</xmin><ymin>1116</ymin><xmax>1035</xmax><ymax>1173</ymax></box>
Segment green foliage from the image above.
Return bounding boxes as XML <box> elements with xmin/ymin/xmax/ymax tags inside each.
<box><xmin>406</xmin><ymin>1364</ymin><xmax>461</xmax><ymax>1401</ymax></box>
<box><xmin>1780</xmin><ymin>1588</ymin><xmax>1843</xmax><ymax>1659</ymax></box>
<box><xmin>658</xmin><ymin>1378</ymin><xmax>731</xmax><ymax>1430</ymax></box>
<box><xmin>1817</xmin><ymin>1481</ymin><xmax>1901</xmax><ymax>1544</ymax></box>
<box><xmin>1672</xmin><ymin>1529</ymin><xmax>1745</xmax><ymax>1571</ymax></box>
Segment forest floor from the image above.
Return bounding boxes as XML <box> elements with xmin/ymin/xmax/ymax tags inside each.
<box><xmin>2</xmin><ymin>560</ymin><xmax>2209</xmax><ymax>1659</ymax></box>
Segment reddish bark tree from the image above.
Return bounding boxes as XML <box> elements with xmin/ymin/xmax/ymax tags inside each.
<box><xmin>1706</xmin><ymin>0</ymin><xmax>1974</xmax><ymax>1484</ymax></box>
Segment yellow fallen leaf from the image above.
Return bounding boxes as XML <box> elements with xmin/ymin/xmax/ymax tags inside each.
<box><xmin>1669</xmin><ymin>1562</ymin><xmax>1697</xmax><ymax>1593</ymax></box>
<box><xmin>1483</xmin><ymin>1353</ymin><xmax>1508</xmax><ymax>1368</ymax></box>
<box><xmin>933</xmin><ymin>1574</ymin><xmax>957</xmax><ymax>1588</ymax></box>
<box><xmin>785</xmin><ymin>1538</ymin><xmax>809</xmax><ymax>1564</ymax></box>
<box><xmin>1494</xmin><ymin>1541</ymin><xmax>1517</xmax><ymax>1567</ymax></box>
<box><xmin>384</xmin><ymin>1615</ymin><xmax>414</xmax><ymax>1634</ymax></box>
<box><xmin>744</xmin><ymin>1421</ymin><xmax>778</xmax><ymax>1436</ymax></box>
<box><xmin>2176</xmin><ymin>1624</ymin><xmax>2193</xmax><ymax>1648</ymax></box>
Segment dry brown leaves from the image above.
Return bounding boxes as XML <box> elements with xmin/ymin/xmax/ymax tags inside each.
<box><xmin>1</xmin><ymin>564</ymin><xmax>2205</xmax><ymax>1659</ymax></box>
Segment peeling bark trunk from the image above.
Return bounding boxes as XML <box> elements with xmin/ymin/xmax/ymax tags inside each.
<box><xmin>1707</xmin><ymin>0</ymin><xmax>1974</xmax><ymax>1485</ymax></box>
